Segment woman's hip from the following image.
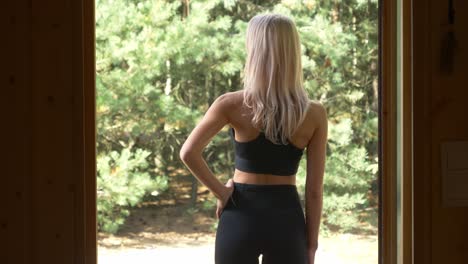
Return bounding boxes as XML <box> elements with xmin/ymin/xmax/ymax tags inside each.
<box><xmin>221</xmin><ymin>181</ymin><xmax>304</xmax><ymax>218</ymax></box>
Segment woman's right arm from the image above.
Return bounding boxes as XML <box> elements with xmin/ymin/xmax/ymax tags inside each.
<box><xmin>304</xmin><ymin>102</ymin><xmax>328</xmax><ymax>257</ymax></box>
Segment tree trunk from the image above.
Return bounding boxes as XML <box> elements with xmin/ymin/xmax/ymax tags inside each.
<box><xmin>182</xmin><ymin>0</ymin><xmax>190</xmax><ymax>19</ymax></box>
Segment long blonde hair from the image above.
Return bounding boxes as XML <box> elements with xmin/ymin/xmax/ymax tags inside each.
<box><xmin>242</xmin><ymin>13</ymin><xmax>310</xmax><ymax>145</ymax></box>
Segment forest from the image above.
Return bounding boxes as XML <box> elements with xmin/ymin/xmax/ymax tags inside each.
<box><xmin>95</xmin><ymin>0</ymin><xmax>379</xmax><ymax>236</ymax></box>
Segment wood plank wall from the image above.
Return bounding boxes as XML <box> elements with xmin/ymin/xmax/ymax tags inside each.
<box><xmin>1</xmin><ymin>0</ymin><xmax>467</xmax><ymax>263</ymax></box>
<box><xmin>414</xmin><ymin>0</ymin><xmax>468</xmax><ymax>263</ymax></box>
<box><xmin>1</xmin><ymin>1</ymin><xmax>96</xmax><ymax>263</ymax></box>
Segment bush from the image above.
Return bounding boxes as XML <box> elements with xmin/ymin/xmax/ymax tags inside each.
<box><xmin>97</xmin><ymin>146</ymin><xmax>168</xmax><ymax>233</ymax></box>
<box><xmin>296</xmin><ymin>118</ymin><xmax>378</xmax><ymax>235</ymax></box>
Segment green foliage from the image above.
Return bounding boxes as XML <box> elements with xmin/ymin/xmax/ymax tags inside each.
<box><xmin>96</xmin><ymin>0</ymin><xmax>379</xmax><ymax>235</ymax></box>
<box><xmin>296</xmin><ymin>118</ymin><xmax>378</xmax><ymax>234</ymax></box>
<box><xmin>97</xmin><ymin>146</ymin><xmax>168</xmax><ymax>233</ymax></box>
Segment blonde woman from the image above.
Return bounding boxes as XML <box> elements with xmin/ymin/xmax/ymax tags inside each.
<box><xmin>180</xmin><ymin>13</ymin><xmax>327</xmax><ymax>264</ymax></box>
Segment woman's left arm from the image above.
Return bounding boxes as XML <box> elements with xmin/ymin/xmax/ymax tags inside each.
<box><xmin>179</xmin><ymin>93</ymin><xmax>232</xmax><ymax>202</ymax></box>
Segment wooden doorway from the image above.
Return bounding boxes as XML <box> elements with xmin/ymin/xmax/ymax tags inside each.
<box><xmin>81</xmin><ymin>0</ymin><xmax>413</xmax><ymax>263</ymax></box>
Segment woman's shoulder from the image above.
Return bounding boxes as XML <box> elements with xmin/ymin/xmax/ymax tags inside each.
<box><xmin>211</xmin><ymin>91</ymin><xmax>243</xmax><ymax>121</ymax></box>
<box><xmin>228</xmin><ymin>90</ymin><xmax>244</xmax><ymax>99</ymax></box>
<box><xmin>307</xmin><ymin>100</ymin><xmax>327</xmax><ymax>118</ymax></box>
<box><xmin>308</xmin><ymin>99</ymin><xmax>324</xmax><ymax>109</ymax></box>
<box><xmin>216</xmin><ymin>91</ymin><xmax>244</xmax><ymax>109</ymax></box>
<box><xmin>303</xmin><ymin>100</ymin><xmax>327</xmax><ymax>131</ymax></box>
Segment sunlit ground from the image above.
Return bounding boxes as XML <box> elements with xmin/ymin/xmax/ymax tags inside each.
<box><xmin>98</xmin><ymin>176</ymin><xmax>377</xmax><ymax>264</ymax></box>
<box><xmin>98</xmin><ymin>233</ymin><xmax>377</xmax><ymax>264</ymax></box>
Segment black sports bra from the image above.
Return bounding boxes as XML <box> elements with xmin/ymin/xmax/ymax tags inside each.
<box><xmin>229</xmin><ymin>126</ymin><xmax>305</xmax><ymax>176</ymax></box>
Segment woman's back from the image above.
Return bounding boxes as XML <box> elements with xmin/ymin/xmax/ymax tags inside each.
<box><xmin>226</xmin><ymin>90</ymin><xmax>324</xmax><ymax>185</ymax></box>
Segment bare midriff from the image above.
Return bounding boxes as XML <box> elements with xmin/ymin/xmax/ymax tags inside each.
<box><xmin>233</xmin><ymin>169</ymin><xmax>296</xmax><ymax>185</ymax></box>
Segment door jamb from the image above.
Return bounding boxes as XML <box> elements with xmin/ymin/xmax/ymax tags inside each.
<box><xmin>82</xmin><ymin>0</ymin><xmax>412</xmax><ymax>263</ymax></box>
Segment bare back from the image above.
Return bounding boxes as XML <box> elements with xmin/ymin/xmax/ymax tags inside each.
<box><xmin>225</xmin><ymin>91</ymin><xmax>323</xmax><ymax>185</ymax></box>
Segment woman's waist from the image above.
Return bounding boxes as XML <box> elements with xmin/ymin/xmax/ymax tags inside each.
<box><xmin>233</xmin><ymin>170</ymin><xmax>296</xmax><ymax>185</ymax></box>
<box><xmin>228</xmin><ymin>181</ymin><xmax>302</xmax><ymax>213</ymax></box>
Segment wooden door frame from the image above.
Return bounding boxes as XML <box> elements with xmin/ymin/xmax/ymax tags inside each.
<box><xmin>400</xmin><ymin>0</ymin><xmax>413</xmax><ymax>263</ymax></box>
<box><xmin>81</xmin><ymin>0</ymin><xmax>413</xmax><ymax>263</ymax></box>
<box><xmin>380</xmin><ymin>0</ymin><xmax>398</xmax><ymax>262</ymax></box>
<box><xmin>380</xmin><ymin>0</ymin><xmax>413</xmax><ymax>263</ymax></box>
<box><xmin>83</xmin><ymin>0</ymin><xmax>97</xmax><ymax>263</ymax></box>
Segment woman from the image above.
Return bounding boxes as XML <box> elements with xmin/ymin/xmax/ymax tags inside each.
<box><xmin>179</xmin><ymin>13</ymin><xmax>327</xmax><ymax>264</ymax></box>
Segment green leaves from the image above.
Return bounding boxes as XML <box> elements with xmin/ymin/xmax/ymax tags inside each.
<box><xmin>97</xmin><ymin>146</ymin><xmax>169</xmax><ymax>233</ymax></box>
<box><xmin>296</xmin><ymin>115</ymin><xmax>378</xmax><ymax>234</ymax></box>
<box><xmin>329</xmin><ymin>118</ymin><xmax>353</xmax><ymax>146</ymax></box>
<box><xmin>95</xmin><ymin>0</ymin><xmax>379</xmax><ymax>235</ymax></box>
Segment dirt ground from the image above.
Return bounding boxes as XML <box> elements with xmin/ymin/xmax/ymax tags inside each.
<box><xmin>98</xmin><ymin>174</ymin><xmax>378</xmax><ymax>263</ymax></box>
<box><xmin>98</xmin><ymin>202</ymin><xmax>377</xmax><ymax>264</ymax></box>
<box><xmin>98</xmin><ymin>203</ymin><xmax>217</xmax><ymax>249</ymax></box>
<box><xmin>98</xmin><ymin>174</ymin><xmax>220</xmax><ymax>248</ymax></box>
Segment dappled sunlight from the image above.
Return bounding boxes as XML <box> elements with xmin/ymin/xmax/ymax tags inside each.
<box><xmin>98</xmin><ymin>235</ymin><xmax>377</xmax><ymax>264</ymax></box>
<box><xmin>96</xmin><ymin>0</ymin><xmax>379</xmax><ymax>263</ymax></box>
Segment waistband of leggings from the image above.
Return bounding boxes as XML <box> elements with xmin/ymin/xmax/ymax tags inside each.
<box><xmin>233</xmin><ymin>181</ymin><xmax>298</xmax><ymax>192</ymax></box>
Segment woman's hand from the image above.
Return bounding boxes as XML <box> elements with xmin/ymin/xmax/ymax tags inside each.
<box><xmin>216</xmin><ymin>179</ymin><xmax>235</xmax><ymax>219</ymax></box>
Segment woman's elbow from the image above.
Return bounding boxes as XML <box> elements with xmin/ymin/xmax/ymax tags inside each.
<box><xmin>179</xmin><ymin>147</ymin><xmax>191</xmax><ymax>161</ymax></box>
<box><xmin>179</xmin><ymin>146</ymin><xmax>199</xmax><ymax>162</ymax></box>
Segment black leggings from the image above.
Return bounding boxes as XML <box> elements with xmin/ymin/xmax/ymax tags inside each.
<box><xmin>215</xmin><ymin>181</ymin><xmax>308</xmax><ymax>264</ymax></box>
